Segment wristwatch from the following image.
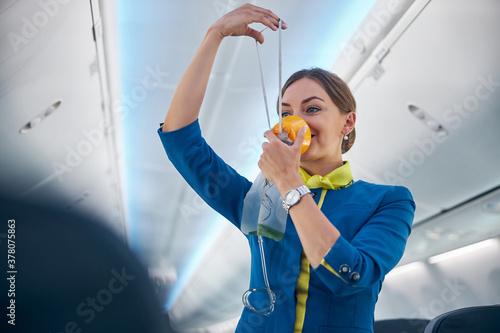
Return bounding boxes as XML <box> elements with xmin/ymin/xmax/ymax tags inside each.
<box><xmin>283</xmin><ymin>185</ymin><xmax>311</xmax><ymax>213</ymax></box>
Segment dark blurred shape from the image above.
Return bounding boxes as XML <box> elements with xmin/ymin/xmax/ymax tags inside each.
<box><xmin>424</xmin><ymin>305</ymin><xmax>500</xmax><ymax>333</ymax></box>
<box><xmin>374</xmin><ymin>318</ymin><xmax>430</xmax><ymax>333</ymax></box>
<box><xmin>0</xmin><ymin>196</ymin><xmax>171</xmax><ymax>333</ymax></box>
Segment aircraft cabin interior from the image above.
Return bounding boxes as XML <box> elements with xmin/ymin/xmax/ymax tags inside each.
<box><xmin>1</xmin><ymin>0</ymin><xmax>499</xmax><ymax>332</ymax></box>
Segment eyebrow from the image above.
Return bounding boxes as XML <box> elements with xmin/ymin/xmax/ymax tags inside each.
<box><xmin>282</xmin><ymin>96</ymin><xmax>325</xmax><ymax>107</ymax></box>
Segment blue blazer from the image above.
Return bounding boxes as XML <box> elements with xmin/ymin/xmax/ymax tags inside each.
<box><xmin>159</xmin><ymin>120</ymin><xmax>415</xmax><ymax>333</ymax></box>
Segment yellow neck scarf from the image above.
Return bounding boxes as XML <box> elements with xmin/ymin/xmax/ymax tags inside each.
<box><xmin>299</xmin><ymin>161</ymin><xmax>354</xmax><ymax>190</ymax></box>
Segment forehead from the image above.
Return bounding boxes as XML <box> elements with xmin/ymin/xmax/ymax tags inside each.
<box><xmin>282</xmin><ymin>78</ymin><xmax>328</xmax><ymax>101</ymax></box>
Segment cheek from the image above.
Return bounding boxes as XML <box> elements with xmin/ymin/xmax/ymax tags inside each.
<box><xmin>316</xmin><ymin>121</ymin><xmax>342</xmax><ymax>145</ymax></box>
<box><xmin>310</xmin><ymin>120</ymin><xmax>330</xmax><ymax>138</ymax></box>
<box><xmin>305</xmin><ymin>118</ymin><xmax>321</xmax><ymax>133</ymax></box>
<box><xmin>326</xmin><ymin>116</ymin><xmax>345</xmax><ymax>135</ymax></box>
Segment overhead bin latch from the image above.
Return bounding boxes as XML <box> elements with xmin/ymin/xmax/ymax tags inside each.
<box><xmin>368</xmin><ymin>42</ymin><xmax>390</xmax><ymax>81</ymax></box>
<box><xmin>374</xmin><ymin>42</ymin><xmax>390</xmax><ymax>63</ymax></box>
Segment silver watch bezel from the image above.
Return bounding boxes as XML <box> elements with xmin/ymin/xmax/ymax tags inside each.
<box><xmin>283</xmin><ymin>185</ymin><xmax>310</xmax><ymax>213</ymax></box>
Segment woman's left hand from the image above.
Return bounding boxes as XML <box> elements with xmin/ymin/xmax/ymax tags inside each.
<box><xmin>258</xmin><ymin>126</ymin><xmax>307</xmax><ymax>195</ymax></box>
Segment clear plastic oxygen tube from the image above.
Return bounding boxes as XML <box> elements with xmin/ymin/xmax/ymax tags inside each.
<box><xmin>243</xmin><ymin>19</ymin><xmax>283</xmax><ymax>316</ymax></box>
<box><xmin>241</xmin><ymin>236</ymin><xmax>276</xmax><ymax>315</ymax></box>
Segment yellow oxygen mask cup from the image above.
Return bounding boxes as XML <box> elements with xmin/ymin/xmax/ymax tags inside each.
<box><xmin>272</xmin><ymin>115</ymin><xmax>311</xmax><ymax>154</ymax></box>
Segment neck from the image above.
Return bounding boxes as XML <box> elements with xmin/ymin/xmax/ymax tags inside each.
<box><xmin>300</xmin><ymin>157</ymin><xmax>344</xmax><ymax>177</ymax></box>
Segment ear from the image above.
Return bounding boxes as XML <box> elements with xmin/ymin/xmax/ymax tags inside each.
<box><xmin>343</xmin><ymin>112</ymin><xmax>356</xmax><ymax>135</ymax></box>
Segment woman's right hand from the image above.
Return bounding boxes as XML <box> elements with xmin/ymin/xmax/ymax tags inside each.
<box><xmin>209</xmin><ymin>3</ymin><xmax>287</xmax><ymax>44</ymax></box>
<box><xmin>163</xmin><ymin>4</ymin><xmax>286</xmax><ymax>132</ymax></box>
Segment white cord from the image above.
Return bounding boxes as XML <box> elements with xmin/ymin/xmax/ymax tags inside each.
<box><xmin>278</xmin><ymin>19</ymin><xmax>282</xmax><ymax>134</ymax></box>
<box><xmin>255</xmin><ymin>20</ymin><xmax>283</xmax><ymax>133</ymax></box>
<box><xmin>256</xmin><ymin>39</ymin><xmax>271</xmax><ymax>130</ymax></box>
<box><xmin>243</xmin><ymin>20</ymin><xmax>283</xmax><ymax>316</ymax></box>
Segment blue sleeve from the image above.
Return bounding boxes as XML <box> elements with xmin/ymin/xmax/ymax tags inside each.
<box><xmin>314</xmin><ymin>186</ymin><xmax>415</xmax><ymax>296</ymax></box>
<box><xmin>157</xmin><ymin>120</ymin><xmax>252</xmax><ymax>229</ymax></box>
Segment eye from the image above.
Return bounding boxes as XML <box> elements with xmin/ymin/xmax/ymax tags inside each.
<box><xmin>281</xmin><ymin>111</ymin><xmax>292</xmax><ymax>118</ymax></box>
<box><xmin>306</xmin><ymin>106</ymin><xmax>321</xmax><ymax>113</ymax></box>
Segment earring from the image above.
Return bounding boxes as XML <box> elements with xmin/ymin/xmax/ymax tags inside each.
<box><xmin>343</xmin><ymin>134</ymin><xmax>348</xmax><ymax>140</ymax></box>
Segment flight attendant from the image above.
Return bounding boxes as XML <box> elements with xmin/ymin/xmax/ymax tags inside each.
<box><xmin>158</xmin><ymin>4</ymin><xmax>415</xmax><ymax>332</ymax></box>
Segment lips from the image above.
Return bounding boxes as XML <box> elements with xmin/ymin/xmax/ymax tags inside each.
<box><xmin>309</xmin><ymin>134</ymin><xmax>316</xmax><ymax>148</ymax></box>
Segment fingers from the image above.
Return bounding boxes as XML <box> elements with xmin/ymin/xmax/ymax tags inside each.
<box><xmin>258</xmin><ymin>15</ymin><xmax>287</xmax><ymax>32</ymax></box>
<box><xmin>295</xmin><ymin>126</ymin><xmax>307</xmax><ymax>149</ymax></box>
<box><xmin>244</xmin><ymin>4</ymin><xmax>286</xmax><ymax>30</ymax></box>
<box><xmin>218</xmin><ymin>4</ymin><xmax>287</xmax><ymax>43</ymax></box>
<box><xmin>259</xmin><ymin>15</ymin><xmax>288</xmax><ymax>32</ymax></box>
<box><xmin>259</xmin><ymin>128</ymin><xmax>301</xmax><ymax>184</ymax></box>
<box><xmin>246</xmin><ymin>28</ymin><xmax>264</xmax><ymax>44</ymax></box>
<box><xmin>263</xmin><ymin>128</ymin><xmax>304</xmax><ymax>154</ymax></box>
<box><xmin>263</xmin><ymin>130</ymin><xmax>278</xmax><ymax>142</ymax></box>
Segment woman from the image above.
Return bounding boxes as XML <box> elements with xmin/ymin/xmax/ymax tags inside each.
<box><xmin>158</xmin><ymin>4</ymin><xmax>415</xmax><ymax>332</ymax></box>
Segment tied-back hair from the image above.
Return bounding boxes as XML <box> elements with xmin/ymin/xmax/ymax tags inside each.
<box><xmin>280</xmin><ymin>68</ymin><xmax>357</xmax><ymax>154</ymax></box>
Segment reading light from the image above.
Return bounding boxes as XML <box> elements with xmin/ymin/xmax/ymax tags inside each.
<box><xmin>407</xmin><ymin>102</ymin><xmax>448</xmax><ymax>137</ymax></box>
<box><xmin>19</xmin><ymin>99</ymin><xmax>62</xmax><ymax>134</ymax></box>
<box><xmin>482</xmin><ymin>201</ymin><xmax>500</xmax><ymax>213</ymax></box>
<box><xmin>408</xmin><ymin>104</ymin><xmax>425</xmax><ymax>119</ymax></box>
<box><xmin>436</xmin><ymin>126</ymin><xmax>448</xmax><ymax>137</ymax></box>
<box><xmin>426</xmin><ymin>120</ymin><xmax>440</xmax><ymax>131</ymax></box>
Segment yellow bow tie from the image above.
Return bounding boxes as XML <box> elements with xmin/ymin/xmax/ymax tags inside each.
<box><xmin>299</xmin><ymin>161</ymin><xmax>354</xmax><ymax>190</ymax></box>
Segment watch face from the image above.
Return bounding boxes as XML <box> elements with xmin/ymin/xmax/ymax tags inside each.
<box><xmin>286</xmin><ymin>190</ymin><xmax>300</xmax><ymax>204</ymax></box>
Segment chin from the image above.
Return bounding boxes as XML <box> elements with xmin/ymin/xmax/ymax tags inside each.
<box><xmin>300</xmin><ymin>149</ymin><xmax>314</xmax><ymax>162</ymax></box>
